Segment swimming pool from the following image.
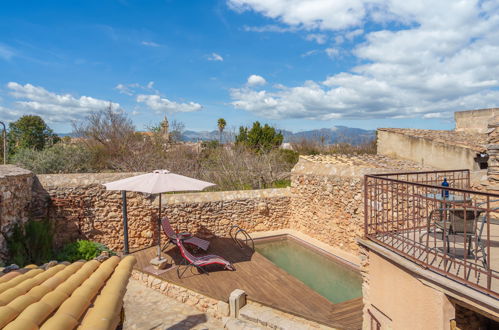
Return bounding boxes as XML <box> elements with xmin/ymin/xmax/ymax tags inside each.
<box><xmin>255</xmin><ymin>236</ymin><xmax>362</xmax><ymax>304</ymax></box>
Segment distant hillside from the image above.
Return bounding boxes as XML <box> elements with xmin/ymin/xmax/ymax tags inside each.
<box><xmin>181</xmin><ymin>126</ymin><xmax>375</xmax><ymax>145</ymax></box>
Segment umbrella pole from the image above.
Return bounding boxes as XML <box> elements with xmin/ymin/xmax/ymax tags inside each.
<box><xmin>157</xmin><ymin>193</ymin><xmax>162</xmax><ymax>259</ymax></box>
<box><xmin>122</xmin><ymin>190</ymin><xmax>129</xmax><ymax>255</ymax></box>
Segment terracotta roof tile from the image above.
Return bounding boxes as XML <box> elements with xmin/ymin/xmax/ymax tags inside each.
<box><xmin>0</xmin><ymin>255</ymin><xmax>136</xmax><ymax>330</ymax></box>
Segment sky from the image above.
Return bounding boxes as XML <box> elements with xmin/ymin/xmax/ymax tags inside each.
<box><xmin>1</xmin><ymin>0</ymin><xmax>499</xmax><ymax>133</ymax></box>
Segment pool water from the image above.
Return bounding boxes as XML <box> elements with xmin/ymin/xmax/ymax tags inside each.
<box><xmin>255</xmin><ymin>238</ymin><xmax>362</xmax><ymax>304</ymax></box>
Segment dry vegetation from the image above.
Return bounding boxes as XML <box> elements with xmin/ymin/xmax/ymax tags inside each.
<box><xmin>12</xmin><ymin>108</ymin><xmax>376</xmax><ymax>191</ymax></box>
<box><xmin>290</xmin><ymin>138</ymin><xmax>376</xmax><ymax>155</ymax></box>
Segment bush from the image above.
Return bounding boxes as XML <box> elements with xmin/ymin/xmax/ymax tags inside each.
<box><xmin>5</xmin><ymin>219</ymin><xmax>53</xmax><ymax>266</ymax></box>
<box><xmin>235</xmin><ymin>121</ymin><xmax>283</xmax><ymax>152</ymax></box>
<box><xmin>291</xmin><ymin>138</ymin><xmax>376</xmax><ymax>155</ymax></box>
<box><xmin>11</xmin><ymin>142</ymin><xmax>94</xmax><ymax>174</ymax></box>
<box><xmin>56</xmin><ymin>240</ymin><xmax>113</xmax><ymax>262</ymax></box>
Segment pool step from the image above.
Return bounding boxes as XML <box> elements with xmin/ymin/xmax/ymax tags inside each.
<box><xmin>238</xmin><ymin>304</ymin><xmax>326</xmax><ymax>330</ymax></box>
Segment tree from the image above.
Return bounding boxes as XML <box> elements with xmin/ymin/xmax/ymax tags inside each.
<box><xmin>217</xmin><ymin>118</ymin><xmax>226</xmax><ymax>144</ymax></box>
<box><xmin>235</xmin><ymin>121</ymin><xmax>283</xmax><ymax>152</ymax></box>
<box><xmin>8</xmin><ymin>115</ymin><xmax>59</xmax><ymax>155</ymax></box>
<box><xmin>170</xmin><ymin>119</ymin><xmax>185</xmax><ymax>143</ymax></box>
<box><xmin>72</xmin><ymin>104</ymin><xmax>136</xmax><ymax>169</ymax></box>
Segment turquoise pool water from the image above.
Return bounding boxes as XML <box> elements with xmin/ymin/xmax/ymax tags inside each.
<box><xmin>255</xmin><ymin>238</ymin><xmax>362</xmax><ymax>304</ymax></box>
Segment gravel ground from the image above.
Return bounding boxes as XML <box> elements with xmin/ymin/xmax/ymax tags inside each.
<box><xmin>123</xmin><ymin>278</ymin><xmax>224</xmax><ymax>330</ymax></box>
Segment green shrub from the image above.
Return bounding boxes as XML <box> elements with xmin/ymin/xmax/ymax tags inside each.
<box><xmin>5</xmin><ymin>219</ymin><xmax>53</xmax><ymax>266</ymax></box>
<box><xmin>266</xmin><ymin>179</ymin><xmax>291</xmax><ymax>188</ymax></box>
<box><xmin>11</xmin><ymin>142</ymin><xmax>94</xmax><ymax>174</ymax></box>
<box><xmin>278</xmin><ymin>149</ymin><xmax>299</xmax><ymax>165</ymax></box>
<box><xmin>56</xmin><ymin>240</ymin><xmax>113</xmax><ymax>262</ymax></box>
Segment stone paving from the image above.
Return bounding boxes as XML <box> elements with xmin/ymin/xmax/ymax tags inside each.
<box><xmin>123</xmin><ymin>278</ymin><xmax>225</xmax><ymax>330</ymax></box>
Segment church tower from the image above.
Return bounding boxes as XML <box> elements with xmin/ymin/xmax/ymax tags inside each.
<box><xmin>160</xmin><ymin>115</ymin><xmax>170</xmax><ymax>142</ymax></box>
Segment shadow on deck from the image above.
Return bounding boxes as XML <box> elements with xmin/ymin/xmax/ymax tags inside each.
<box><xmin>132</xmin><ymin>237</ymin><xmax>363</xmax><ymax>329</ymax></box>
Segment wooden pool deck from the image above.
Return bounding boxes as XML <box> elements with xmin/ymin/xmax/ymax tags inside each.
<box><xmin>132</xmin><ymin>237</ymin><xmax>363</xmax><ymax>329</ymax></box>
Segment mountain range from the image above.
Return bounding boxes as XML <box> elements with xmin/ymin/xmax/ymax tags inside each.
<box><xmin>182</xmin><ymin>126</ymin><xmax>375</xmax><ymax>145</ymax></box>
<box><xmin>58</xmin><ymin>126</ymin><xmax>376</xmax><ymax>145</ymax></box>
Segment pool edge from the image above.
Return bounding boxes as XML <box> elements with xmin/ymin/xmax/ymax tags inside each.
<box><xmin>252</xmin><ymin>232</ymin><xmax>361</xmax><ymax>272</ymax></box>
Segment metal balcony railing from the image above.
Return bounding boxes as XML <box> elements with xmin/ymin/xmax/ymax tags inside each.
<box><xmin>364</xmin><ymin>170</ymin><xmax>499</xmax><ymax>298</ymax></box>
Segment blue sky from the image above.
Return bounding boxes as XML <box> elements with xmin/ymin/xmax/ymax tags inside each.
<box><xmin>1</xmin><ymin>0</ymin><xmax>498</xmax><ymax>133</ymax></box>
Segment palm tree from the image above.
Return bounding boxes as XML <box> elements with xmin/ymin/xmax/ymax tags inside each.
<box><xmin>217</xmin><ymin>118</ymin><xmax>226</xmax><ymax>144</ymax></box>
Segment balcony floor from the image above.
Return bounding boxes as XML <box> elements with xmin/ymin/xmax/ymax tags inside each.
<box><xmin>369</xmin><ymin>222</ymin><xmax>499</xmax><ymax>298</ymax></box>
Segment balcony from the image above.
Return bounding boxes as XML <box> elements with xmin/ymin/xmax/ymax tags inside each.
<box><xmin>364</xmin><ymin>170</ymin><xmax>499</xmax><ymax>298</ymax></box>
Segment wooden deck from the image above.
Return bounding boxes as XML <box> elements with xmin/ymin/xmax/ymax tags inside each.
<box><xmin>132</xmin><ymin>238</ymin><xmax>363</xmax><ymax>329</ymax></box>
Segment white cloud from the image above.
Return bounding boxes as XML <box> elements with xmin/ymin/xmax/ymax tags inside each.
<box><xmin>136</xmin><ymin>94</ymin><xmax>202</xmax><ymax>113</ymax></box>
<box><xmin>141</xmin><ymin>41</ymin><xmax>161</xmax><ymax>47</ymax></box>
<box><xmin>301</xmin><ymin>49</ymin><xmax>320</xmax><ymax>57</ymax></box>
<box><xmin>6</xmin><ymin>82</ymin><xmax>120</xmax><ymax>122</ymax></box>
<box><xmin>228</xmin><ymin>0</ymin><xmax>370</xmax><ymax>31</ymax></box>
<box><xmin>115</xmin><ymin>81</ymin><xmax>157</xmax><ymax>95</ymax></box>
<box><xmin>207</xmin><ymin>53</ymin><xmax>224</xmax><ymax>61</ymax></box>
<box><xmin>0</xmin><ymin>105</ymin><xmax>22</xmax><ymax>121</ymax></box>
<box><xmin>243</xmin><ymin>24</ymin><xmax>297</xmax><ymax>33</ymax></box>
<box><xmin>334</xmin><ymin>35</ymin><xmax>344</xmax><ymax>44</ymax></box>
<box><xmin>115</xmin><ymin>83</ymin><xmax>134</xmax><ymax>96</ymax></box>
<box><xmin>306</xmin><ymin>33</ymin><xmax>327</xmax><ymax>44</ymax></box>
<box><xmin>325</xmin><ymin>48</ymin><xmax>339</xmax><ymax>58</ymax></box>
<box><xmin>0</xmin><ymin>44</ymin><xmax>15</xmax><ymax>60</ymax></box>
<box><xmin>345</xmin><ymin>29</ymin><xmax>364</xmax><ymax>40</ymax></box>
<box><xmin>247</xmin><ymin>74</ymin><xmax>267</xmax><ymax>86</ymax></box>
<box><xmin>229</xmin><ymin>0</ymin><xmax>499</xmax><ymax>120</ymax></box>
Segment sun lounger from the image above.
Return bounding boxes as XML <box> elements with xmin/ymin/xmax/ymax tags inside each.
<box><xmin>176</xmin><ymin>238</ymin><xmax>234</xmax><ymax>278</ymax></box>
<box><xmin>161</xmin><ymin>217</ymin><xmax>210</xmax><ymax>251</ymax></box>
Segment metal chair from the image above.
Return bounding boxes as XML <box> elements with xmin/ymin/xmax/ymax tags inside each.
<box><xmin>424</xmin><ymin>200</ymin><xmax>499</xmax><ymax>268</ymax></box>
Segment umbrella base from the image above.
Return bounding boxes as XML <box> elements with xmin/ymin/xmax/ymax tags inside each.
<box><xmin>150</xmin><ymin>257</ymin><xmax>170</xmax><ymax>270</ymax></box>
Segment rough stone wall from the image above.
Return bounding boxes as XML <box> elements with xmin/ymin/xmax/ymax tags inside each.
<box><xmin>33</xmin><ymin>173</ymin><xmax>291</xmax><ymax>251</ymax></box>
<box><xmin>289</xmin><ymin>155</ymin><xmax>434</xmax><ymax>255</ymax></box>
<box><xmin>131</xmin><ymin>270</ymin><xmax>227</xmax><ymax>318</ymax></box>
<box><xmin>290</xmin><ymin>171</ymin><xmax>364</xmax><ymax>254</ymax></box>
<box><xmin>0</xmin><ymin>166</ymin><xmax>34</xmax><ymax>260</ymax></box>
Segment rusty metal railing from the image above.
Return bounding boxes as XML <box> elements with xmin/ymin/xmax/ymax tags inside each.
<box><xmin>364</xmin><ymin>169</ymin><xmax>499</xmax><ymax>298</ymax></box>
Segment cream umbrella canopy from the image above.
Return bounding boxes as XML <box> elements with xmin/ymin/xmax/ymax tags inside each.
<box><xmin>103</xmin><ymin>170</ymin><xmax>215</xmax><ymax>258</ymax></box>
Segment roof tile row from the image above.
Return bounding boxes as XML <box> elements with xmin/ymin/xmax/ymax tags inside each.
<box><xmin>0</xmin><ymin>255</ymin><xmax>136</xmax><ymax>330</ymax></box>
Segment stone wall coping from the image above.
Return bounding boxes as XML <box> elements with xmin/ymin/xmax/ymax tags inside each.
<box><xmin>157</xmin><ymin>187</ymin><xmax>291</xmax><ymax>205</ymax></box>
<box><xmin>36</xmin><ymin>172</ymin><xmax>146</xmax><ymax>187</ymax></box>
<box><xmin>378</xmin><ymin>128</ymin><xmax>486</xmax><ymax>152</ymax></box>
<box><xmin>0</xmin><ymin>165</ymin><xmax>32</xmax><ymax>179</ymax></box>
<box><xmin>454</xmin><ymin>107</ymin><xmax>499</xmax><ymax>117</ymax></box>
<box><xmin>35</xmin><ymin>171</ymin><xmax>291</xmax><ymax>203</ymax></box>
<box><xmin>291</xmin><ymin>156</ymin><xmax>431</xmax><ymax>178</ymax></box>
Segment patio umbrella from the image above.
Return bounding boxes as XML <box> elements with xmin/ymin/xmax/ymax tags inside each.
<box><xmin>103</xmin><ymin>170</ymin><xmax>215</xmax><ymax>259</ymax></box>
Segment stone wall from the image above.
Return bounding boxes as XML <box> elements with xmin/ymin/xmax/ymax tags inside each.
<box><xmin>377</xmin><ymin>128</ymin><xmax>485</xmax><ymax>171</ymax></box>
<box><xmin>131</xmin><ymin>270</ymin><xmax>227</xmax><ymax>318</ymax></box>
<box><xmin>0</xmin><ymin>166</ymin><xmax>34</xmax><ymax>260</ymax></box>
<box><xmin>289</xmin><ymin>155</ymin><xmax>431</xmax><ymax>255</ymax></box>
<box><xmin>290</xmin><ymin>161</ymin><xmax>364</xmax><ymax>254</ymax></box>
<box><xmin>455</xmin><ymin>108</ymin><xmax>499</xmax><ymax>133</ymax></box>
<box><xmin>33</xmin><ymin>173</ymin><xmax>291</xmax><ymax>251</ymax></box>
